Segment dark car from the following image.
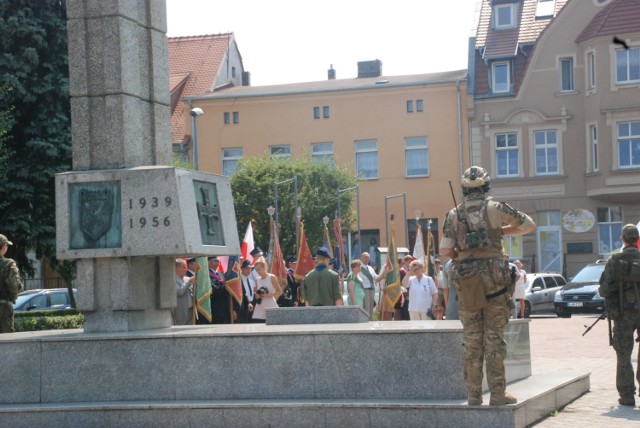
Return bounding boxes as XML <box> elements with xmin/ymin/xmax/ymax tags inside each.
<box><xmin>554</xmin><ymin>261</ymin><xmax>606</xmax><ymax>318</ymax></box>
<box><xmin>13</xmin><ymin>288</ymin><xmax>77</xmax><ymax>312</ymax></box>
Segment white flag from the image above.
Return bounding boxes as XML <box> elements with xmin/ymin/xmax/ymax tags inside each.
<box><xmin>241</xmin><ymin>221</ymin><xmax>255</xmax><ymax>264</ymax></box>
<box><xmin>413</xmin><ymin>224</ymin><xmax>426</xmax><ymax>266</ymax></box>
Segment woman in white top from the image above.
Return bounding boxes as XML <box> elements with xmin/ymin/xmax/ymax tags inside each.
<box><xmin>401</xmin><ymin>260</ymin><xmax>439</xmax><ymax>320</ymax></box>
<box><xmin>251</xmin><ymin>257</ymin><xmax>282</xmax><ymax>322</ymax></box>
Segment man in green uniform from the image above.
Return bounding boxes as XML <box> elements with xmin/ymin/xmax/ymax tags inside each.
<box><xmin>302</xmin><ymin>247</ymin><xmax>343</xmax><ymax>306</ymax></box>
<box><xmin>0</xmin><ymin>234</ymin><xmax>23</xmax><ymax>333</ymax></box>
<box><xmin>599</xmin><ymin>223</ymin><xmax>640</xmax><ymax>407</ymax></box>
<box><xmin>440</xmin><ymin>166</ymin><xmax>535</xmax><ymax>406</ymax></box>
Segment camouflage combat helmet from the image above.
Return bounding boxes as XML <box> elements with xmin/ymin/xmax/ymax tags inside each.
<box><xmin>461</xmin><ymin>166</ymin><xmax>490</xmax><ymax>193</ymax></box>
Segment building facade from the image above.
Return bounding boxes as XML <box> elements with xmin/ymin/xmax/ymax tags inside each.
<box><xmin>184</xmin><ymin>63</ymin><xmax>470</xmax><ymax>256</ymax></box>
<box><xmin>469</xmin><ymin>0</ymin><xmax>640</xmax><ymax>277</ymax></box>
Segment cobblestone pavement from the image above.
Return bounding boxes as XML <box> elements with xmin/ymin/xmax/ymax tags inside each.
<box><xmin>528</xmin><ymin>314</ymin><xmax>640</xmax><ymax>427</ymax></box>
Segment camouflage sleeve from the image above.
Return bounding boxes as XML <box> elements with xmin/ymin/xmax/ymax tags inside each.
<box><xmin>494</xmin><ymin>201</ymin><xmax>535</xmax><ymax>233</ymax></box>
<box><xmin>3</xmin><ymin>259</ymin><xmax>23</xmax><ymax>297</ymax></box>
<box><xmin>440</xmin><ymin>210</ymin><xmax>457</xmax><ymax>250</ymax></box>
<box><xmin>598</xmin><ymin>259</ymin><xmax>615</xmax><ymax>298</ymax></box>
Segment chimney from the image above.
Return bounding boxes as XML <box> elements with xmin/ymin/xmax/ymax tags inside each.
<box><xmin>242</xmin><ymin>71</ymin><xmax>251</xmax><ymax>86</ymax></box>
<box><xmin>357</xmin><ymin>59</ymin><xmax>382</xmax><ymax>78</ymax></box>
<box><xmin>328</xmin><ymin>64</ymin><xmax>336</xmax><ymax>80</ymax></box>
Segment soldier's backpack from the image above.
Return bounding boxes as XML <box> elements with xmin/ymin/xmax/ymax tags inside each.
<box><xmin>1</xmin><ymin>258</ymin><xmax>22</xmax><ymax>302</ymax></box>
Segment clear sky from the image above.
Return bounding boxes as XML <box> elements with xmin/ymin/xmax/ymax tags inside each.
<box><xmin>166</xmin><ymin>0</ymin><xmax>480</xmax><ymax>87</ymax></box>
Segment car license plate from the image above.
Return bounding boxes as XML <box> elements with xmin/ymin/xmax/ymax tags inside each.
<box><xmin>568</xmin><ymin>302</ymin><xmax>583</xmax><ymax>307</ymax></box>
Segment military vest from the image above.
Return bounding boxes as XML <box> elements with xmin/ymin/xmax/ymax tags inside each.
<box><xmin>455</xmin><ymin>198</ymin><xmax>503</xmax><ymax>253</ymax></box>
<box><xmin>0</xmin><ymin>257</ymin><xmax>22</xmax><ymax>302</ymax></box>
<box><xmin>612</xmin><ymin>251</ymin><xmax>640</xmax><ymax>306</ymax></box>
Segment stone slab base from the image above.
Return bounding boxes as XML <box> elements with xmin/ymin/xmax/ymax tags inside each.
<box><xmin>266</xmin><ymin>305</ymin><xmax>370</xmax><ymax>324</ymax></box>
<box><xmin>0</xmin><ymin>372</ymin><xmax>589</xmax><ymax>428</ymax></box>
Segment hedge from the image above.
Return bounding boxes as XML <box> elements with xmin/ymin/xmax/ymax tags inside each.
<box><xmin>14</xmin><ymin>309</ymin><xmax>84</xmax><ymax>332</ymax></box>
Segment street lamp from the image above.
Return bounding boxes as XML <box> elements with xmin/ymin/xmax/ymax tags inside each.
<box><xmin>190</xmin><ymin>107</ymin><xmax>204</xmax><ymax>170</ymax></box>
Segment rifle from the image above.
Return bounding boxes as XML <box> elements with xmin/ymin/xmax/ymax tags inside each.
<box><xmin>582</xmin><ymin>311</ymin><xmax>613</xmax><ymax>346</ymax></box>
<box><xmin>448</xmin><ymin>180</ymin><xmax>462</xmax><ymax>223</ymax></box>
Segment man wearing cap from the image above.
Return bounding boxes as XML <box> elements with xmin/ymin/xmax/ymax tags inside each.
<box><xmin>301</xmin><ymin>247</ymin><xmax>342</xmax><ymax>306</ymax></box>
<box><xmin>249</xmin><ymin>247</ymin><xmax>264</xmax><ymax>282</ymax></box>
<box><xmin>599</xmin><ymin>223</ymin><xmax>640</xmax><ymax>406</ymax></box>
<box><xmin>0</xmin><ymin>234</ymin><xmax>22</xmax><ymax>333</ymax></box>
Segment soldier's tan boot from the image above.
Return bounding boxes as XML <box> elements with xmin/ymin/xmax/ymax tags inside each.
<box><xmin>467</xmin><ymin>395</ymin><xmax>482</xmax><ymax>406</ymax></box>
<box><xmin>489</xmin><ymin>391</ymin><xmax>517</xmax><ymax>406</ymax></box>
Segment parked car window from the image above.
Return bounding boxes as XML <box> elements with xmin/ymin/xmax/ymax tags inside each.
<box><xmin>543</xmin><ymin>276</ymin><xmax>557</xmax><ymax>289</ymax></box>
<box><xmin>49</xmin><ymin>292</ymin><xmax>68</xmax><ymax>306</ymax></box>
<box><xmin>532</xmin><ymin>278</ymin><xmax>544</xmax><ymax>289</ymax></box>
<box><xmin>29</xmin><ymin>295</ymin><xmax>46</xmax><ymax>310</ymax></box>
<box><xmin>554</xmin><ymin>276</ymin><xmax>567</xmax><ymax>286</ymax></box>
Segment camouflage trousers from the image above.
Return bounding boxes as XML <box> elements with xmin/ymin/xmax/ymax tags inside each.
<box><xmin>612</xmin><ymin>310</ymin><xmax>640</xmax><ymax>399</ymax></box>
<box><xmin>0</xmin><ymin>301</ymin><xmax>15</xmax><ymax>333</ymax></box>
<box><xmin>456</xmin><ymin>259</ymin><xmax>511</xmax><ymax>398</ymax></box>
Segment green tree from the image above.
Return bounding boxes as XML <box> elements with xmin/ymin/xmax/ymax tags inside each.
<box><xmin>230</xmin><ymin>155</ymin><xmax>358</xmax><ymax>257</ymax></box>
<box><xmin>0</xmin><ymin>0</ymin><xmax>71</xmax><ymax>275</ymax></box>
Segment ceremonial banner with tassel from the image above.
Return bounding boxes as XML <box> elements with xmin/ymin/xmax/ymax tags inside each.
<box><xmin>333</xmin><ymin>218</ymin><xmax>346</xmax><ymax>275</ymax></box>
<box><xmin>224</xmin><ymin>255</ymin><xmax>243</xmax><ymax>305</ymax></box>
<box><xmin>269</xmin><ymin>217</ymin><xmax>288</xmax><ymax>288</ymax></box>
<box><xmin>426</xmin><ymin>222</ymin><xmax>436</xmax><ymax>277</ymax></box>
<box><xmin>194</xmin><ymin>256</ymin><xmax>212</xmax><ymax>323</ymax></box>
<box><xmin>241</xmin><ymin>221</ymin><xmax>255</xmax><ymax>264</ymax></box>
<box><xmin>294</xmin><ymin>222</ymin><xmax>316</xmax><ymax>281</ymax></box>
<box><xmin>382</xmin><ymin>224</ymin><xmax>402</xmax><ymax>308</ymax></box>
<box><xmin>413</xmin><ymin>220</ymin><xmax>426</xmax><ymax>266</ymax></box>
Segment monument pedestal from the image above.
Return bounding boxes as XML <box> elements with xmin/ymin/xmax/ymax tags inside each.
<box><xmin>0</xmin><ymin>320</ymin><xmax>588</xmax><ymax>427</ymax></box>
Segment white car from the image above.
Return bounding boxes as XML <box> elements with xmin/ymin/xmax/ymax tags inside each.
<box><xmin>523</xmin><ymin>273</ymin><xmax>567</xmax><ymax>317</ymax></box>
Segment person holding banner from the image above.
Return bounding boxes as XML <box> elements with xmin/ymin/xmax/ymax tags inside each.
<box><xmin>174</xmin><ymin>259</ymin><xmax>194</xmax><ymax>325</ymax></box>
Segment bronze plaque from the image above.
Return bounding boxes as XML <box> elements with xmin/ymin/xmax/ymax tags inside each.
<box><xmin>69</xmin><ymin>181</ymin><xmax>122</xmax><ymax>249</ymax></box>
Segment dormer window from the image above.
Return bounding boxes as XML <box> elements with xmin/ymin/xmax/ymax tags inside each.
<box><xmin>535</xmin><ymin>0</ymin><xmax>555</xmax><ymax>18</ymax></box>
<box><xmin>491</xmin><ymin>61</ymin><xmax>512</xmax><ymax>94</ymax></box>
<box><xmin>494</xmin><ymin>3</ymin><xmax>517</xmax><ymax>29</ymax></box>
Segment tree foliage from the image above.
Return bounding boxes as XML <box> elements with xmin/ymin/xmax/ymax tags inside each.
<box><xmin>0</xmin><ymin>0</ymin><xmax>71</xmax><ymax>275</ymax></box>
<box><xmin>230</xmin><ymin>155</ymin><xmax>358</xmax><ymax>257</ymax></box>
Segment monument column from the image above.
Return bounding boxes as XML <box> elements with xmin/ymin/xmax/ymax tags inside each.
<box><xmin>66</xmin><ymin>0</ymin><xmax>173</xmax><ymax>332</ymax></box>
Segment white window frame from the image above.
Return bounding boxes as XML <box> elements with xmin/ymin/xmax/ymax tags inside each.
<box><xmin>535</xmin><ymin>0</ymin><xmax>555</xmax><ymax>18</ymax></box>
<box><xmin>311</xmin><ymin>142</ymin><xmax>334</xmax><ymax>166</ymax></box>
<box><xmin>406</xmin><ymin>100</ymin><xmax>413</xmax><ymax>113</ymax></box>
<box><xmin>313</xmin><ymin>106</ymin><xmax>320</xmax><ymax>119</ymax></box>
<box><xmin>559</xmin><ymin>56</ymin><xmax>574</xmax><ymax>92</ymax></box>
<box><xmin>322</xmin><ymin>105</ymin><xmax>330</xmax><ymax>119</ymax></box>
<box><xmin>416</xmin><ymin>99</ymin><xmax>424</xmax><ymax>112</ymax></box>
<box><xmin>616</xmin><ymin>121</ymin><xmax>640</xmax><ymax>169</ymax></box>
<box><xmin>533</xmin><ymin>129</ymin><xmax>560</xmax><ymax>176</ymax></box>
<box><xmin>355</xmin><ymin>139</ymin><xmax>379</xmax><ymax>180</ymax></box>
<box><xmin>270</xmin><ymin>145</ymin><xmax>291</xmax><ymax>161</ymax></box>
<box><xmin>494</xmin><ymin>131</ymin><xmax>520</xmax><ymax>178</ymax></box>
<box><xmin>597</xmin><ymin>207</ymin><xmax>623</xmax><ymax>256</ymax></box>
<box><xmin>536</xmin><ymin>211</ymin><xmax>562</xmax><ymax>274</ymax></box>
<box><xmin>404</xmin><ymin>136</ymin><xmax>429</xmax><ymax>178</ymax></box>
<box><xmin>491</xmin><ymin>61</ymin><xmax>511</xmax><ymax>94</ymax></box>
<box><xmin>494</xmin><ymin>3</ymin><xmax>517</xmax><ymax>29</ymax></box>
<box><xmin>222</xmin><ymin>147</ymin><xmax>243</xmax><ymax>177</ymax></box>
<box><xmin>589</xmin><ymin>123</ymin><xmax>599</xmax><ymax>172</ymax></box>
<box><xmin>615</xmin><ymin>47</ymin><xmax>640</xmax><ymax>85</ymax></box>
<box><xmin>586</xmin><ymin>51</ymin><xmax>596</xmax><ymax>91</ymax></box>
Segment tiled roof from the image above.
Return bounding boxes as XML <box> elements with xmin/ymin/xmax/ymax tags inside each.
<box><xmin>168</xmin><ymin>33</ymin><xmax>233</xmax><ymax>143</ymax></box>
<box><xmin>185</xmin><ymin>70</ymin><xmax>469</xmax><ymax>101</ymax></box>
<box><xmin>576</xmin><ymin>0</ymin><xmax>640</xmax><ymax>43</ymax></box>
<box><xmin>476</xmin><ymin>0</ymin><xmax>568</xmax><ymax>59</ymax></box>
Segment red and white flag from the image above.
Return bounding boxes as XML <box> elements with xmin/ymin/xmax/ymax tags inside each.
<box><xmin>241</xmin><ymin>221</ymin><xmax>255</xmax><ymax>264</ymax></box>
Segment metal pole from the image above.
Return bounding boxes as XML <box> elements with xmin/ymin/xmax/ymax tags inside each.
<box><xmin>191</xmin><ymin>114</ymin><xmax>198</xmax><ymax>170</ymax></box>
<box><xmin>274</xmin><ymin>184</ymin><xmax>279</xmax><ymax>231</ymax></box>
<box><xmin>337</xmin><ymin>186</ymin><xmax>359</xmax><ymax>265</ymax></box>
<box><xmin>294</xmin><ymin>176</ymin><xmax>299</xmax><ymax>252</ymax></box>
<box><xmin>403</xmin><ymin>192</ymin><xmax>408</xmax><ymax>248</ymax></box>
<box><xmin>384</xmin><ymin>193</ymin><xmax>406</xmax><ymax>246</ymax></box>
<box><xmin>274</xmin><ymin>177</ymin><xmax>297</xmax><ymax>247</ymax></box>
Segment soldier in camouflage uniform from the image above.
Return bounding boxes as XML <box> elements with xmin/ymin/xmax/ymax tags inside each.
<box><xmin>599</xmin><ymin>223</ymin><xmax>640</xmax><ymax>407</ymax></box>
<box><xmin>440</xmin><ymin>166</ymin><xmax>535</xmax><ymax>406</ymax></box>
<box><xmin>0</xmin><ymin>234</ymin><xmax>23</xmax><ymax>333</ymax></box>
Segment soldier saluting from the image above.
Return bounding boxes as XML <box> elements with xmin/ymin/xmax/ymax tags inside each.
<box><xmin>0</xmin><ymin>234</ymin><xmax>23</xmax><ymax>333</ymax></box>
<box><xmin>439</xmin><ymin>166</ymin><xmax>535</xmax><ymax>406</ymax></box>
<box><xmin>599</xmin><ymin>223</ymin><xmax>640</xmax><ymax>407</ymax></box>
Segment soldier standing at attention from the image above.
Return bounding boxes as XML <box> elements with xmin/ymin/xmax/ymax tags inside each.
<box><xmin>440</xmin><ymin>166</ymin><xmax>535</xmax><ymax>406</ymax></box>
<box><xmin>599</xmin><ymin>223</ymin><xmax>640</xmax><ymax>407</ymax></box>
<box><xmin>0</xmin><ymin>234</ymin><xmax>23</xmax><ymax>333</ymax></box>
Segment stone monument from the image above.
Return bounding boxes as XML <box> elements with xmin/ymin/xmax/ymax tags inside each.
<box><xmin>56</xmin><ymin>0</ymin><xmax>238</xmax><ymax>333</ymax></box>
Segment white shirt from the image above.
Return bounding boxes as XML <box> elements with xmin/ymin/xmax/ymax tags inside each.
<box><xmin>407</xmin><ymin>275</ymin><xmax>438</xmax><ymax>313</ymax></box>
<box><xmin>361</xmin><ymin>265</ymin><xmax>376</xmax><ymax>289</ymax></box>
